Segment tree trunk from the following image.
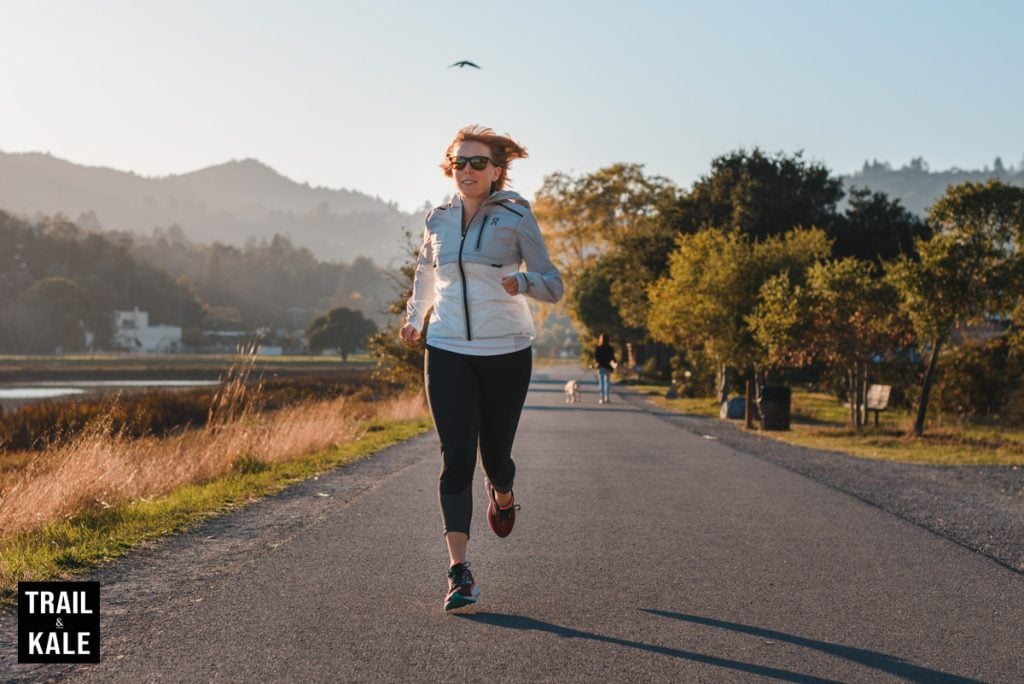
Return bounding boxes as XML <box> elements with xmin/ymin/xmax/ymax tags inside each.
<box><xmin>848</xmin><ymin>367</ymin><xmax>858</xmax><ymax>430</ymax></box>
<box><xmin>860</xmin><ymin>364</ymin><xmax>869</xmax><ymax>429</ymax></box>
<box><xmin>754</xmin><ymin>366</ymin><xmax>766</xmax><ymax>413</ymax></box>
<box><xmin>716</xmin><ymin>362</ymin><xmax>728</xmax><ymax>406</ymax></box>
<box><xmin>913</xmin><ymin>339</ymin><xmax>943</xmax><ymax>437</ymax></box>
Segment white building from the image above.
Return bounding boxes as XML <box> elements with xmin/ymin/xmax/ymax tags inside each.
<box><xmin>113</xmin><ymin>308</ymin><xmax>182</xmax><ymax>353</ymax></box>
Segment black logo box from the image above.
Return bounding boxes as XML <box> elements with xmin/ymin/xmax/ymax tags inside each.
<box><xmin>18</xmin><ymin>581</ymin><xmax>100</xmax><ymax>664</ymax></box>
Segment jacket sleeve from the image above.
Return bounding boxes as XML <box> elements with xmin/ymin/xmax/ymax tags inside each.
<box><xmin>513</xmin><ymin>210</ymin><xmax>564</xmax><ymax>303</ymax></box>
<box><xmin>405</xmin><ymin>224</ymin><xmax>436</xmax><ymax>332</ymax></box>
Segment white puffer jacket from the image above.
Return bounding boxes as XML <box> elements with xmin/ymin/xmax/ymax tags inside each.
<box><xmin>406</xmin><ymin>191</ymin><xmax>563</xmax><ymax>341</ymax></box>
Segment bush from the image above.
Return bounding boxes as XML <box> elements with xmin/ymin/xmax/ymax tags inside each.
<box><xmin>933</xmin><ymin>337</ymin><xmax>1024</xmax><ymax>420</ymax></box>
<box><xmin>669</xmin><ymin>352</ymin><xmax>718</xmax><ymax>398</ymax></box>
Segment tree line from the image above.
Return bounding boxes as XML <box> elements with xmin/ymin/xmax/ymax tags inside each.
<box><xmin>0</xmin><ymin>211</ymin><xmax>393</xmax><ymax>354</ymax></box>
<box><xmin>531</xmin><ymin>150</ymin><xmax>1024</xmax><ymax>436</ymax></box>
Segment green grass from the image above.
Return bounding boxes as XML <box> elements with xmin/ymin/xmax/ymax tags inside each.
<box><xmin>0</xmin><ymin>415</ymin><xmax>431</xmax><ymax>606</ymax></box>
<box><xmin>627</xmin><ymin>383</ymin><xmax>1024</xmax><ymax>466</ymax></box>
<box><xmin>630</xmin><ymin>384</ymin><xmax>721</xmax><ymax>418</ymax></box>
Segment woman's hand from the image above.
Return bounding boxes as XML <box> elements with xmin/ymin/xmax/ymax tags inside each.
<box><xmin>398</xmin><ymin>323</ymin><xmax>421</xmax><ymax>347</ymax></box>
<box><xmin>501</xmin><ymin>275</ymin><xmax>520</xmax><ymax>296</ymax></box>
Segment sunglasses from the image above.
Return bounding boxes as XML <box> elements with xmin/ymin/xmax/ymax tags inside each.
<box><xmin>450</xmin><ymin>155</ymin><xmax>494</xmax><ymax>171</ymax></box>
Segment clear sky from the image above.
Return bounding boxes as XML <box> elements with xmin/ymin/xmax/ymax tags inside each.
<box><xmin>2</xmin><ymin>0</ymin><xmax>1022</xmax><ymax>212</ymax></box>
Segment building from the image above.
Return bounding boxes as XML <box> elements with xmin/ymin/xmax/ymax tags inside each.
<box><xmin>112</xmin><ymin>308</ymin><xmax>182</xmax><ymax>353</ymax></box>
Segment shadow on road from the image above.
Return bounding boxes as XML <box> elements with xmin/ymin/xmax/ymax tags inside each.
<box><xmin>455</xmin><ymin>612</ymin><xmax>841</xmax><ymax>683</ymax></box>
<box><xmin>642</xmin><ymin>609</ymin><xmax>981</xmax><ymax>684</ymax></box>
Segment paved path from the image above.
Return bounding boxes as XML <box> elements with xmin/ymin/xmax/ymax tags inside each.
<box><xmin>3</xmin><ymin>365</ymin><xmax>1023</xmax><ymax>682</ymax></box>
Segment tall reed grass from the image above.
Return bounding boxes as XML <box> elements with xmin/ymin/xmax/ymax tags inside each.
<box><xmin>0</xmin><ymin>360</ymin><xmax>424</xmax><ymax>535</ymax></box>
<box><xmin>0</xmin><ymin>370</ymin><xmax>377</xmax><ymax>452</ymax></box>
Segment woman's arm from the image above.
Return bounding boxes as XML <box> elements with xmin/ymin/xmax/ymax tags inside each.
<box><xmin>402</xmin><ymin>224</ymin><xmax>436</xmax><ymax>340</ymax></box>
<box><xmin>512</xmin><ymin>211</ymin><xmax>564</xmax><ymax>303</ymax></box>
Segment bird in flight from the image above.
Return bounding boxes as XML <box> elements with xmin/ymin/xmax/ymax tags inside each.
<box><xmin>448</xmin><ymin>60</ymin><xmax>480</xmax><ymax>69</ymax></box>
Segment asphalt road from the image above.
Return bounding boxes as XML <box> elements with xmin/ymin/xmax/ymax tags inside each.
<box><xmin>3</xmin><ymin>365</ymin><xmax>1023</xmax><ymax>682</ymax></box>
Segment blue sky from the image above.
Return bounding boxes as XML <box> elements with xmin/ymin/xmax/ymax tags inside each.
<box><xmin>2</xmin><ymin>0</ymin><xmax>1021</xmax><ymax>212</ymax></box>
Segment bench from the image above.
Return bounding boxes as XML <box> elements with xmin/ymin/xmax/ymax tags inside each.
<box><xmin>865</xmin><ymin>384</ymin><xmax>892</xmax><ymax>426</ymax></box>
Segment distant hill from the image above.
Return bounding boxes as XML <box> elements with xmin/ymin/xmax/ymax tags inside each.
<box><xmin>842</xmin><ymin>157</ymin><xmax>1024</xmax><ymax>216</ymax></box>
<box><xmin>0</xmin><ymin>151</ymin><xmax>425</xmax><ymax>265</ymax></box>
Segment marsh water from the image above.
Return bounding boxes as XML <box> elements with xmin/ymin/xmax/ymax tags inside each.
<box><xmin>0</xmin><ymin>380</ymin><xmax>220</xmax><ymax>408</ymax></box>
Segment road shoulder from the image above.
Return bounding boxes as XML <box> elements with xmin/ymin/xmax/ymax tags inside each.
<box><xmin>618</xmin><ymin>387</ymin><xmax>1024</xmax><ymax>574</ymax></box>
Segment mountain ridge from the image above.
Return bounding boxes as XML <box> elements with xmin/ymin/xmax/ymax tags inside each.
<box><xmin>0</xmin><ymin>151</ymin><xmax>419</xmax><ymax>265</ymax></box>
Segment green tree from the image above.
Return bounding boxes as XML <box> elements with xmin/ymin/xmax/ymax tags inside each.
<box><xmin>669</xmin><ymin>149</ymin><xmax>843</xmax><ymax>241</ymax></box>
<box><xmin>751</xmin><ymin>258</ymin><xmax>910</xmax><ymax>429</ymax></box>
<box><xmin>14</xmin><ymin>277</ymin><xmax>96</xmax><ymax>353</ymax></box>
<box><xmin>888</xmin><ymin>180</ymin><xmax>1024</xmax><ymax>436</ymax></box>
<box><xmin>533</xmin><ymin>163</ymin><xmax>679</xmax><ymax>292</ymax></box>
<box><xmin>647</xmin><ymin>228</ymin><xmax>831</xmax><ymax>403</ymax></box>
<box><xmin>570</xmin><ymin>260</ymin><xmax>636</xmax><ymax>346</ymax></box>
<box><xmin>601</xmin><ymin>218</ymin><xmax>680</xmax><ymax>331</ymax></box>
<box><xmin>367</xmin><ymin>229</ymin><xmax>426</xmax><ymax>389</ymax></box>
<box><xmin>307</xmin><ymin>306</ymin><xmax>377</xmax><ymax>361</ymax></box>
<box><xmin>830</xmin><ymin>187</ymin><xmax>931</xmax><ymax>266</ymax></box>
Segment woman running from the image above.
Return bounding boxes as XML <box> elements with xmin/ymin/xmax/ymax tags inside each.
<box><xmin>399</xmin><ymin>125</ymin><xmax>564</xmax><ymax>610</ymax></box>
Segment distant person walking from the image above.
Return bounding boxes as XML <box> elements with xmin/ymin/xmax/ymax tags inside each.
<box><xmin>594</xmin><ymin>334</ymin><xmax>617</xmax><ymax>404</ymax></box>
<box><xmin>399</xmin><ymin>125</ymin><xmax>564</xmax><ymax>611</ymax></box>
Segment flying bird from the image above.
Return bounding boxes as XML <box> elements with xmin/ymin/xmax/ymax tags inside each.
<box><xmin>448</xmin><ymin>60</ymin><xmax>480</xmax><ymax>69</ymax></box>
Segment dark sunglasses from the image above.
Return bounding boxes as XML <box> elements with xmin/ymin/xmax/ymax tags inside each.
<box><xmin>450</xmin><ymin>155</ymin><xmax>494</xmax><ymax>171</ymax></box>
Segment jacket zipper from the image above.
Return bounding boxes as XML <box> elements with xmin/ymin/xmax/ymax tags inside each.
<box><xmin>474</xmin><ymin>214</ymin><xmax>489</xmax><ymax>250</ymax></box>
<box><xmin>458</xmin><ymin>211</ymin><xmax>489</xmax><ymax>341</ymax></box>
<box><xmin>457</xmin><ymin>230</ymin><xmax>472</xmax><ymax>340</ymax></box>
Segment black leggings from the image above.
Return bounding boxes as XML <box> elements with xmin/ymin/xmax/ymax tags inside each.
<box><xmin>425</xmin><ymin>345</ymin><xmax>533</xmax><ymax>537</ymax></box>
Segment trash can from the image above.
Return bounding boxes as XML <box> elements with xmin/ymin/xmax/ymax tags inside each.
<box><xmin>759</xmin><ymin>386</ymin><xmax>791</xmax><ymax>430</ymax></box>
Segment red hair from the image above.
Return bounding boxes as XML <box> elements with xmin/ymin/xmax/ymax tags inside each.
<box><xmin>441</xmin><ymin>125</ymin><xmax>528</xmax><ymax>191</ymax></box>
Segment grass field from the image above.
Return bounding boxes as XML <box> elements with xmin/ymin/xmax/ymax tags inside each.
<box><xmin>0</xmin><ymin>351</ymin><xmax>431</xmax><ymax>603</ymax></box>
<box><xmin>629</xmin><ymin>383</ymin><xmax>1024</xmax><ymax>466</ymax></box>
<box><xmin>0</xmin><ymin>414</ymin><xmax>431</xmax><ymax>606</ymax></box>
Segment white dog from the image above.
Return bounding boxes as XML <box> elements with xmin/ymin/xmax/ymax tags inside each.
<box><xmin>564</xmin><ymin>379</ymin><xmax>580</xmax><ymax>404</ymax></box>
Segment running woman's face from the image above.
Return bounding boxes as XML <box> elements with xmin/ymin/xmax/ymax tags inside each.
<box><xmin>453</xmin><ymin>141</ymin><xmax>502</xmax><ymax>202</ymax></box>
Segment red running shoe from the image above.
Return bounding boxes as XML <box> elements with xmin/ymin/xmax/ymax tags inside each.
<box><xmin>444</xmin><ymin>562</ymin><xmax>479</xmax><ymax>611</ymax></box>
<box><xmin>486</xmin><ymin>479</ymin><xmax>520</xmax><ymax>538</ymax></box>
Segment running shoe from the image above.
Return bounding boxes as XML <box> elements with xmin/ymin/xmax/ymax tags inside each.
<box><xmin>486</xmin><ymin>479</ymin><xmax>520</xmax><ymax>538</ymax></box>
<box><xmin>444</xmin><ymin>562</ymin><xmax>479</xmax><ymax>611</ymax></box>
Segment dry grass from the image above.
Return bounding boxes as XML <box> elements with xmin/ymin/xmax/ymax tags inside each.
<box><xmin>0</xmin><ymin>391</ymin><xmax>425</xmax><ymax>536</ymax></box>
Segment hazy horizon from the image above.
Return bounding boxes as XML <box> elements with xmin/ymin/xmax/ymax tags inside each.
<box><xmin>2</xmin><ymin>0</ymin><xmax>1022</xmax><ymax>213</ymax></box>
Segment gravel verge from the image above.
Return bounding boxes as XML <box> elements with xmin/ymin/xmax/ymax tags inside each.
<box><xmin>619</xmin><ymin>389</ymin><xmax>1024</xmax><ymax>574</ymax></box>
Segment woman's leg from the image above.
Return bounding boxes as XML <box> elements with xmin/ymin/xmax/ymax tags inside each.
<box><xmin>477</xmin><ymin>347</ymin><xmax>533</xmax><ymax>494</ymax></box>
<box><xmin>598</xmin><ymin>368</ymin><xmax>610</xmax><ymax>401</ymax></box>
<box><xmin>445</xmin><ymin>533</ymin><xmax>468</xmax><ymax>566</ymax></box>
<box><xmin>425</xmin><ymin>346</ymin><xmax>481</xmax><ymax>558</ymax></box>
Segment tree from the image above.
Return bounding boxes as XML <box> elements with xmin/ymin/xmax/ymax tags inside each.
<box><xmin>307</xmin><ymin>307</ymin><xmax>377</xmax><ymax>361</ymax></box>
<box><xmin>367</xmin><ymin>229</ymin><xmax>427</xmax><ymax>389</ymax></box>
<box><xmin>533</xmin><ymin>163</ymin><xmax>679</xmax><ymax>292</ymax></box>
<box><xmin>647</xmin><ymin>227</ymin><xmax>831</xmax><ymax>403</ymax></box>
<box><xmin>14</xmin><ymin>277</ymin><xmax>96</xmax><ymax>353</ymax></box>
<box><xmin>751</xmin><ymin>258</ymin><xmax>910</xmax><ymax>429</ymax></box>
<box><xmin>888</xmin><ymin>180</ymin><xmax>1024</xmax><ymax>436</ymax></box>
<box><xmin>830</xmin><ymin>187</ymin><xmax>930</xmax><ymax>266</ymax></box>
<box><xmin>570</xmin><ymin>260</ymin><xmax>636</xmax><ymax>346</ymax></box>
<box><xmin>669</xmin><ymin>148</ymin><xmax>844</xmax><ymax>241</ymax></box>
<box><xmin>601</xmin><ymin>218</ymin><xmax>680</xmax><ymax>331</ymax></box>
